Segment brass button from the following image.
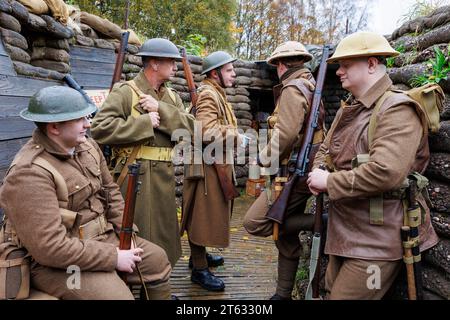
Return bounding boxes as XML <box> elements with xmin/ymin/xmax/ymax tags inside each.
<box><xmin>35</xmin><ymin>145</ymin><xmax>40</xmax><ymax>149</ymax></box>
<box><xmin>75</xmin><ymin>185</ymin><xmax>80</xmax><ymax>189</ymax></box>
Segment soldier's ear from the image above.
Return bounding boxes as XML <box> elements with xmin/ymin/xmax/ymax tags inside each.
<box><xmin>367</xmin><ymin>57</ymin><xmax>379</xmax><ymax>74</ymax></box>
<box><xmin>47</xmin><ymin>123</ymin><xmax>61</xmax><ymax>136</ymax></box>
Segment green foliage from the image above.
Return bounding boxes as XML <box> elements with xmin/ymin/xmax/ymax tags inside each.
<box><xmin>410</xmin><ymin>46</ymin><xmax>450</xmax><ymax>87</ymax></box>
<box><xmin>387</xmin><ymin>44</ymin><xmax>406</xmax><ymax>68</ymax></box>
<box><xmin>69</xmin><ymin>0</ymin><xmax>236</xmax><ymax>52</ymax></box>
<box><xmin>401</xmin><ymin>0</ymin><xmax>447</xmax><ymax>22</ymax></box>
<box><xmin>296</xmin><ymin>266</ymin><xmax>309</xmax><ymax>281</ymax></box>
<box><xmin>182</xmin><ymin>34</ymin><xmax>208</xmax><ymax>56</ymax></box>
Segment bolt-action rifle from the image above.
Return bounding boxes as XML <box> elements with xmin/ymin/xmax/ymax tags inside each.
<box><xmin>119</xmin><ymin>163</ymin><xmax>141</xmax><ymax>283</ymax></box>
<box><xmin>265</xmin><ymin>45</ymin><xmax>330</xmax><ymax>240</ymax></box>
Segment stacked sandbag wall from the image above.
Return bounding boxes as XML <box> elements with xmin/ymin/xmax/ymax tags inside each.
<box><xmin>387</xmin><ymin>5</ymin><xmax>450</xmax><ymax>300</ymax></box>
<box><xmin>0</xmin><ymin>0</ymin><xmax>73</xmax><ymax>80</ymax></box>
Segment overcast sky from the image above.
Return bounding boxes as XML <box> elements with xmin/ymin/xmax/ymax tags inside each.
<box><xmin>368</xmin><ymin>0</ymin><xmax>450</xmax><ymax>35</ymax></box>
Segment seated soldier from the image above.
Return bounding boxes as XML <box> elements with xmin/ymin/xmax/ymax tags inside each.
<box><xmin>0</xmin><ymin>86</ymin><xmax>174</xmax><ymax>300</ymax></box>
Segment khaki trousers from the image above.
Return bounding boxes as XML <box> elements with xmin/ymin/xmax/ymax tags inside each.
<box><xmin>244</xmin><ymin>189</ymin><xmax>314</xmax><ymax>297</ymax></box>
<box><xmin>243</xmin><ymin>190</ymin><xmax>313</xmax><ymax>258</ymax></box>
<box><xmin>31</xmin><ymin>231</ymin><xmax>172</xmax><ymax>300</ymax></box>
<box><xmin>325</xmin><ymin>255</ymin><xmax>402</xmax><ymax>300</ymax></box>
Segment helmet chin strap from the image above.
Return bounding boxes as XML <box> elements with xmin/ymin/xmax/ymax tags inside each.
<box><xmin>216</xmin><ymin>67</ymin><xmax>225</xmax><ymax>88</ymax></box>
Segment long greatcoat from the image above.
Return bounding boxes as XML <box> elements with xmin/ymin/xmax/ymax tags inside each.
<box><xmin>180</xmin><ymin>79</ymin><xmax>239</xmax><ymax>248</ymax></box>
<box><xmin>91</xmin><ymin>71</ymin><xmax>195</xmax><ymax>266</ymax></box>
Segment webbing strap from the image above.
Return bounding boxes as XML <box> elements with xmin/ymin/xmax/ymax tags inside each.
<box><xmin>368</xmin><ymin>91</ymin><xmax>395</xmax><ymax>147</ymax></box>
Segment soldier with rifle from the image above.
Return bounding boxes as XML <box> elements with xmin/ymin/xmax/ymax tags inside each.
<box><xmin>0</xmin><ymin>86</ymin><xmax>174</xmax><ymax>299</ymax></box>
<box><xmin>90</xmin><ymin>38</ymin><xmax>195</xmax><ymax>268</ymax></box>
<box><xmin>243</xmin><ymin>41</ymin><xmax>326</xmax><ymax>300</ymax></box>
<box><xmin>180</xmin><ymin>51</ymin><xmax>244</xmax><ymax>291</ymax></box>
<box><xmin>307</xmin><ymin>32</ymin><xmax>439</xmax><ymax>299</ymax></box>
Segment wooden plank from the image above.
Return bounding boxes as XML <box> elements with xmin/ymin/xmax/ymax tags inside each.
<box><xmin>0</xmin><ymin>95</ymin><xmax>30</xmax><ymax>117</ymax></box>
<box><xmin>0</xmin><ymin>137</ymin><xmax>29</xmax><ymax>182</ymax></box>
<box><xmin>71</xmin><ymin>72</ymin><xmax>112</xmax><ymax>89</ymax></box>
<box><xmin>69</xmin><ymin>45</ymin><xmax>116</xmax><ymax>64</ymax></box>
<box><xmin>0</xmin><ymin>74</ymin><xmax>61</xmax><ymax>97</ymax></box>
<box><xmin>0</xmin><ymin>116</ymin><xmax>34</xmax><ymax>140</ymax></box>
<box><xmin>0</xmin><ymin>55</ymin><xmax>16</xmax><ymax>76</ymax></box>
<box><xmin>70</xmin><ymin>58</ymin><xmax>115</xmax><ymax>76</ymax></box>
<box><xmin>0</xmin><ymin>38</ymin><xmax>8</xmax><ymax>56</ymax></box>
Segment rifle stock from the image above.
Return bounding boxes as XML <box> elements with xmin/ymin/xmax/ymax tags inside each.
<box><xmin>180</xmin><ymin>47</ymin><xmax>198</xmax><ymax>108</ymax></box>
<box><xmin>119</xmin><ymin>162</ymin><xmax>141</xmax><ymax>251</ymax></box>
<box><xmin>266</xmin><ymin>45</ymin><xmax>331</xmax><ymax>228</ymax></box>
<box><xmin>214</xmin><ymin>163</ymin><xmax>240</xmax><ymax>201</ymax></box>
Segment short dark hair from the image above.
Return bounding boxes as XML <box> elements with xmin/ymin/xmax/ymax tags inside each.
<box><xmin>278</xmin><ymin>56</ymin><xmax>305</xmax><ymax>68</ymax></box>
<box><xmin>370</xmin><ymin>56</ymin><xmax>387</xmax><ymax>66</ymax></box>
<box><xmin>34</xmin><ymin>122</ymin><xmax>48</xmax><ymax>134</ymax></box>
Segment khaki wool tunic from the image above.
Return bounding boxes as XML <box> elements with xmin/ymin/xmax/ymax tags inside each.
<box><xmin>91</xmin><ymin>70</ymin><xmax>195</xmax><ymax>266</ymax></box>
<box><xmin>0</xmin><ymin>131</ymin><xmax>171</xmax><ymax>299</ymax></box>
<box><xmin>313</xmin><ymin>74</ymin><xmax>439</xmax><ymax>261</ymax></box>
<box><xmin>180</xmin><ymin>79</ymin><xmax>239</xmax><ymax>248</ymax></box>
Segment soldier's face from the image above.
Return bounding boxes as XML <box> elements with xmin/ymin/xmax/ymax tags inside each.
<box><xmin>336</xmin><ymin>58</ymin><xmax>369</xmax><ymax>93</ymax></box>
<box><xmin>219</xmin><ymin>63</ymin><xmax>236</xmax><ymax>88</ymax></box>
<box><xmin>156</xmin><ymin>58</ymin><xmax>177</xmax><ymax>80</ymax></box>
<box><xmin>55</xmin><ymin>116</ymin><xmax>91</xmax><ymax>148</ymax></box>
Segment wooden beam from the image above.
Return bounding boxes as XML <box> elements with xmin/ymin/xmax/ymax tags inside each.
<box><xmin>69</xmin><ymin>45</ymin><xmax>116</xmax><ymax>64</ymax></box>
<box><xmin>0</xmin><ymin>95</ymin><xmax>29</xmax><ymax>117</ymax></box>
<box><xmin>0</xmin><ymin>116</ymin><xmax>34</xmax><ymax>140</ymax></box>
<box><xmin>70</xmin><ymin>58</ymin><xmax>115</xmax><ymax>76</ymax></box>
<box><xmin>0</xmin><ymin>54</ymin><xmax>15</xmax><ymax>76</ymax></box>
<box><xmin>0</xmin><ymin>74</ymin><xmax>61</xmax><ymax>97</ymax></box>
<box><xmin>70</xmin><ymin>72</ymin><xmax>112</xmax><ymax>89</ymax></box>
<box><xmin>0</xmin><ymin>137</ymin><xmax>30</xmax><ymax>181</ymax></box>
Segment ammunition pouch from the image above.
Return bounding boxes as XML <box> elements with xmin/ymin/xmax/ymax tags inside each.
<box><xmin>352</xmin><ymin>153</ymin><xmax>429</xmax><ymax>226</ymax></box>
<box><xmin>114</xmin><ymin>146</ymin><xmax>173</xmax><ymax>162</ymax></box>
<box><xmin>78</xmin><ymin>214</ymin><xmax>113</xmax><ymax>240</ymax></box>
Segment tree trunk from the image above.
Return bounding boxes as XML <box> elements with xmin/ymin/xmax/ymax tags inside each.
<box><xmin>431</xmin><ymin>211</ymin><xmax>450</xmax><ymax>239</ymax></box>
<box><xmin>427</xmin><ymin>179</ymin><xmax>450</xmax><ymax>214</ymax></box>
<box><xmin>426</xmin><ymin>152</ymin><xmax>450</xmax><ymax>183</ymax></box>
<box><xmin>423</xmin><ymin>238</ymin><xmax>450</xmax><ymax>274</ymax></box>
<box><xmin>429</xmin><ymin>122</ymin><xmax>450</xmax><ymax>153</ymax></box>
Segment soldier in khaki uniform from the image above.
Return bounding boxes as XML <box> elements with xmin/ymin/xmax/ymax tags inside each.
<box><xmin>180</xmin><ymin>51</ymin><xmax>242</xmax><ymax>291</ymax></box>
<box><xmin>243</xmin><ymin>42</ymin><xmax>325</xmax><ymax>300</ymax></box>
<box><xmin>307</xmin><ymin>32</ymin><xmax>439</xmax><ymax>299</ymax></box>
<box><xmin>0</xmin><ymin>86</ymin><xmax>173</xmax><ymax>299</ymax></box>
<box><xmin>91</xmin><ymin>38</ymin><xmax>195</xmax><ymax>267</ymax></box>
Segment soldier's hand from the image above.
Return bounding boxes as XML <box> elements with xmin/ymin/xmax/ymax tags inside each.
<box><xmin>307</xmin><ymin>168</ymin><xmax>329</xmax><ymax>195</ymax></box>
<box><xmin>116</xmin><ymin>247</ymin><xmax>143</xmax><ymax>273</ymax></box>
<box><xmin>140</xmin><ymin>94</ymin><xmax>159</xmax><ymax>113</ymax></box>
<box><xmin>149</xmin><ymin>112</ymin><xmax>160</xmax><ymax>128</ymax></box>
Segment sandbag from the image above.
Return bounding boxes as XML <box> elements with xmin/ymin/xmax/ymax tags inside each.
<box><xmin>32</xmin><ymin>36</ymin><xmax>69</xmax><ymax>51</ymax></box>
<box><xmin>80</xmin><ymin>11</ymin><xmax>122</xmax><ymax>40</ymax></box>
<box><xmin>80</xmin><ymin>23</ymin><xmax>98</xmax><ymax>39</ymax></box>
<box><xmin>93</xmin><ymin>38</ymin><xmax>115</xmax><ymax>50</ymax></box>
<box><xmin>41</xmin><ymin>14</ymin><xmax>73</xmax><ymax>39</ymax></box>
<box><xmin>9</xmin><ymin>0</ymin><xmax>29</xmax><ymax>22</ymax></box>
<box><xmin>4</xmin><ymin>43</ymin><xmax>30</xmax><ymax>63</ymax></box>
<box><xmin>0</xmin><ymin>27</ymin><xmax>28</xmax><ymax>50</ymax></box>
<box><xmin>124</xmin><ymin>28</ymin><xmax>141</xmax><ymax>46</ymax></box>
<box><xmin>31</xmin><ymin>59</ymin><xmax>70</xmax><ymax>73</ymax></box>
<box><xmin>75</xmin><ymin>34</ymin><xmax>94</xmax><ymax>47</ymax></box>
<box><xmin>17</xmin><ymin>0</ymin><xmax>48</xmax><ymax>15</ymax></box>
<box><xmin>43</xmin><ymin>0</ymin><xmax>68</xmax><ymax>25</ymax></box>
<box><xmin>13</xmin><ymin>60</ymin><xmax>64</xmax><ymax>80</ymax></box>
<box><xmin>27</xmin><ymin>12</ymin><xmax>47</xmax><ymax>31</ymax></box>
<box><xmin>0</xmin><ymin>12</ymin><xmax>21</xmax><ymax>33</ymax></box>
<box><xmin>31</xmin><ymin>47</ymin><xmax>70</xmax><ymax>63</ymax></box>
